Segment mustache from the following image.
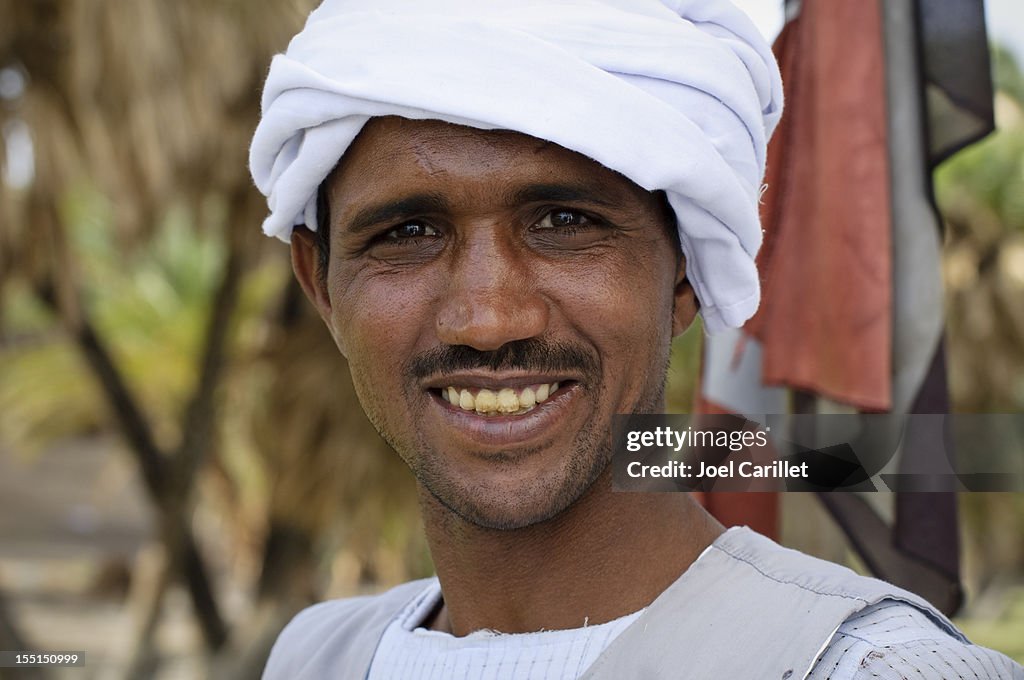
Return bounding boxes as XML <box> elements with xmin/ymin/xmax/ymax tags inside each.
<box><xmin>407</xmin><ymin>339</ymin><xmax>600</xmax><ymax>381</ymax></box>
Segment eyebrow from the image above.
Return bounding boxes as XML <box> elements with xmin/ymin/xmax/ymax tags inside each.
<box><xmin>339</xmin><ymin>181</ymin><xmax>621</xmax><ymax>236</ymax></box>
<box><xmin>501</xmin><ymin>182</ymin><xmax>620</xmax><ymax>209</ymax></box>
<box><xmin>343</xmin><ymin>193</ymin><xmax>452</xmax><ymax>236</ymax></box>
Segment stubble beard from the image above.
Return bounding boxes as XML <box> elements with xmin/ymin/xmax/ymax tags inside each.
<box><xmin>363</xmin><ymin>358</ymin><xmax>671</xmax><ymax>532</ymax></box>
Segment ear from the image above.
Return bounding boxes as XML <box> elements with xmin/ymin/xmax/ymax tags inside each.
<box><xmin>671</xmin><ymin>257</ymin><xmax>699</xmax><ymax>337</ymax></box>
<box><xmin>290</xmin><ymin>226</ymin><xmax>344</xmax><ymax>351</ymax></box>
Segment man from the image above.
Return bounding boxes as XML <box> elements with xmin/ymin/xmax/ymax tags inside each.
<box><xmin>249</xmin><ymin>1</ymin><xmax>1024</xmax><ymax>677</ymax></box>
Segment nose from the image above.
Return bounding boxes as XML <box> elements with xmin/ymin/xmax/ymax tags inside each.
<box><xmin>435</xmin><ymin>232</ymin><xmax>549</xmax><ymax>351</ymax></box>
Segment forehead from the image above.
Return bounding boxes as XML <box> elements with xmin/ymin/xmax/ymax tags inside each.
<box><xmin>325</xmin><ymin>117</ymin><xmax>662</xmax><ymax>213</ymax></box>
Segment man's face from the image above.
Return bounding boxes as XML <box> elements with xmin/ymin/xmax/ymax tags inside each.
<box><xmin>294</xmin><ymin>117</ymin><xmax>697</xmax><ymax>530</ymax></box>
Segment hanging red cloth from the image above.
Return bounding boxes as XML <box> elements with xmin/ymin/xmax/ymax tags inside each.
<box><xmin>748</xmin><ymin>0</ymin><xmax>893</xmax><ymax>412</ymax></box>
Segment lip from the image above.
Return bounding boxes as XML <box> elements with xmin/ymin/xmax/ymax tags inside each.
<box><xmin>425</xmin><ymin>380</ymin><xmax>581</xmax><ymax>448</ymax></box>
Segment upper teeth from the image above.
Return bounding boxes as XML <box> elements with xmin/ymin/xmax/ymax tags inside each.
<box><xmin>441</xmin><ymin>383</ymin><xmax>560</xmax><ymax>415</ymax></box>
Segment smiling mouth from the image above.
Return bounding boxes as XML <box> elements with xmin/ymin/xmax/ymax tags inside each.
<box><xmin>435</xmin><ymin>382</ymin><xmax>562</xmax><ymax>416</ymax></box>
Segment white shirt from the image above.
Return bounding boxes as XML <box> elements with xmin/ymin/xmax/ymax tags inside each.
<box><xmin>367</xmin><ymin>580</ymin><xmax>644</xmax><ymax>680</ymax></box>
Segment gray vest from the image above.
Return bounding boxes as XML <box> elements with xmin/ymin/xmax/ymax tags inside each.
<box><xmin>263</xmin><ymin>527</ymin><xmax>962</xmax><ymax>679</ymax></box>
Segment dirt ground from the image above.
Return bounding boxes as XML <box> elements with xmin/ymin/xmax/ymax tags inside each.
<box><xmin>0</xmin><ymin>438</ymin><xmax>205</xmax><ymax>679</ymax></box>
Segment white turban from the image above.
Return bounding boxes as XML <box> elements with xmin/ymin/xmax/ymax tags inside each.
<box><xmin>249</xmin><ymin>0</ymin><xmax>783</xmax><ymax>333</ymax></box>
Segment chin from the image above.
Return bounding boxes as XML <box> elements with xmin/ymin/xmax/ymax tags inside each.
<box><xmin>419</xmin><ymin>451</ymin><xmax>610</xmax><ymax>531</ymax></box>
<box><xmin>439</xmin><ymin>490</ymin><xmax>571</xmax><ymax>531</ymax></box>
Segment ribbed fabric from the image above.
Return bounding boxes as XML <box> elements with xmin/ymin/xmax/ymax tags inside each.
<box><xmin>366</xmin><ymin>580</ymin><xmax>643</xmax><ymax>680</ymax></box>
<box><xmin>806</xmin><ymin>601</ymin><xmax>1024</xmax><ymax>679</ymax></box>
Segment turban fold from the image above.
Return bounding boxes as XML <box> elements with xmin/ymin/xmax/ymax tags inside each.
<box><xmin>249</xmin><ymin>0</ymin><xmax>783</xmax><ymax>333</ymax></box>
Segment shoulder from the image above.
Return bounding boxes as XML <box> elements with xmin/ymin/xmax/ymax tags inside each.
<box><xmin>699</xmin><ymin>529</ymin><xmax>1021</xmax><ymax>679</ymax></box>
<box><xmin>262</xmin><ymin>578</ymin><xmax>436</xmax><ymax>680</ymax></box>
<box><xmin>806</xmin><ymin>601</ymin><xmax>1024</xmax><ymax>680</ymax></box>
<box><xmin>710</xmin><ymin>528</ymin><xmax>918</xmax><ymax>604</ymax></box>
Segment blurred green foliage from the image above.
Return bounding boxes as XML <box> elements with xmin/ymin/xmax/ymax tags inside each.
<box><xmin>0</xmin><ymin>183</ymin><xmax>288</xmax><ymax>455</ymax></box>
<box><xmin>935</xmin><ymin>45</ymin><xmax>1024</xmax><ymax>235</ymax></box>
<box><xmin>956</xmin><ymin>588</ymin><xmax>1024</xmax><ymax>663</ymax></box>
<box><xmin>666</xmin><ymin>319</ymin><xmax>703</xmax><ymax>413</ymax></box>
<box><xmin>935</xmin><ymin>119</ymin><xmax>1024</xmax><ymax>238</ymax></box>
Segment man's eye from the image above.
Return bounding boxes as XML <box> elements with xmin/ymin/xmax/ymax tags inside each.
<box><xmin>535</xmin><ymin>210</ymin><xmax>591</xmax><ymax>230</ymax></box>
<box><xmin>384</xmin><ymin>222</ymin><xmax>439</xmax><ymax>240</ymax></box>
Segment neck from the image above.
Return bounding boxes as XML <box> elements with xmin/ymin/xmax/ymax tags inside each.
<box><xmin>419</xmin><ymin>469</ymin><xmax>723</xmax><ymax>636</ymax></box>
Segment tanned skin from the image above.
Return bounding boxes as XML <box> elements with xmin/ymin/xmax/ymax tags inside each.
<box><xmin>290</xmin><ymin>116</ymin><xmax>724</xmax><ymax>636</ymax></box>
